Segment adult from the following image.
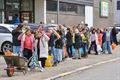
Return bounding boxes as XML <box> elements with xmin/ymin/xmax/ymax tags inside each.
<box><xmin>12</xmin><ymin>14</ymin><xmax>21</xmax><ymax>24</ymax></box>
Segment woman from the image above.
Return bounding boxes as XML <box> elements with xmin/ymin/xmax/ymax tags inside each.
<box><xmin>12</xmin><ymin>24</ymin><xmax>23</xmax><ymax>55</ymax></box>
<box><xmin>73</xmin><ymin>29</ymin><xmax>82</xmax><ymax>59</ymax></box>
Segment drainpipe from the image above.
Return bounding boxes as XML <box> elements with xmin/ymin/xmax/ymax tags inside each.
<box><xmin>57</xmin><ymin>0</ymin><xmax>59</xmax><ymax>24</ymax></box>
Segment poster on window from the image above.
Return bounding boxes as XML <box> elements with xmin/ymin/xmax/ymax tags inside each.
<box><xmin>100</xmin><ymin>1</ymin><xmax>109</xmax><ymax>17</ymax></box>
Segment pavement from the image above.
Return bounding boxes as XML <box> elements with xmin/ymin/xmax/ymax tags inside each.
<box><xmin>56</xmin><ymin>59</ymin><xmax>120</xmax><ymax>80</ymax></box>
<box><xmin>0</xmin><ymin>45</ymin><xmax>120</xmax><ymax>80</ymax></box>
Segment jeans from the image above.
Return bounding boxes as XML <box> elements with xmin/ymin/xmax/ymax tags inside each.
<box><xmin>51</xmin><ymin>47</ymin><xmax>58</xmax><ymax>63</ymax></box>
<box><xmin>82</xmin><ymin>43</ymin><xmax>88</xmax><ymax>57</ymax></box>
<box><xmin>55</xmin><ymin>48</ymin><xmax>63</xmax><ymax>62</ymax></box>
<box><xmin>102</xmin><ymin>41</ymin><xmax>112</xmax><ymax>53</ymax></box>
<box><xmin>13</xmin><ymin>46</ymin><xmax>20</xmax><ymax>54</ymax></box>
<box><xmin>66</xmin><ymin>45</ymin><xmax>73</xmax><ymax>58</ymax></box>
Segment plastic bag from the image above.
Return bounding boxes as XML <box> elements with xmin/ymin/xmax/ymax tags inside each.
<box><xmin>111</xmin><ymin>42</ymin><xmax>116</xmax><ymax>49</ymax></box>
<box><xmin>97</xmin><ymin>45</ymin><xmax>102</xmax><ymax>52</ymax></box>
<box><xmin>45</xmin><ymin>56</ymin><xmax>53</xmax><ymax>67</ymax></box>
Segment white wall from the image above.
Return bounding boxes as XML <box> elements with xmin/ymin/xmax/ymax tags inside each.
<box><xmin>85</xmin><ymin>6</ymin><xmax>93</xmax><ymax>28</ymax></box>
<box><xmin>35</xmin><ymin>0</ymin><xmax>46</xmax><ymax>24</ymax></box>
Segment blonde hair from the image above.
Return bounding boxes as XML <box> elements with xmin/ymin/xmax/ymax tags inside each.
<box><xmin>75</xmin><ymin>29</ymin><xmax>79</xmax><ymax>34</ymax></box>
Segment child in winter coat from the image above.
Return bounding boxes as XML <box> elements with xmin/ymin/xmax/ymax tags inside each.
<box><xmin>12</xmin><ymin>24</ymin><xmax>23</xmax><ymax>55</ymax></box>
<box><xmin>88</xmin><ymin>28</ymin><xmax>98</xmax><ymax>55</ymax></box>
<box><xmin>55</xmin><ymin>30</ymin><xmax>64</xmax><ymax>63</ymax></box>
<box><xmin>73</xmin><ymin>29</ymin><xmax>82</xmax><ymax>59</ymax></box>
<box><xmin>18</xmin><ymin>29</ymin><xmax>35</xmax><ymax>60</ymax></box>
<box><xmin>48</xmin><ymin>27</ymin><xmax>60</xmax><ymax>66</ymax></box>
<box><xmin>35</xmin><ymin>30</ymin><xmax>50</xmax><ymax>68</ymax></box>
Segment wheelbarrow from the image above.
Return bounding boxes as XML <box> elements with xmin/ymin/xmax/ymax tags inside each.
<box><xmin>4</xmin><ymin>55</ymin><xmax>28</xmax><ymax>77</ymax></box>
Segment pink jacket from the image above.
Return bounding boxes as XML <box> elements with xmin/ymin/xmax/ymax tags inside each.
<box><xmin>98</xmin><ymin>33</ymin><xmax>103</xmax><ymax>47</ymax></box>
<box><xmin>18</xmin><ymin>33</ymin><xmax>35</xmax><ymax>52</ymax></box>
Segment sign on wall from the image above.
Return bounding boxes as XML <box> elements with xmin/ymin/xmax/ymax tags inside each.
<box><xmin>100</xmin><ymin>1</ymin><xmax>109</xmax><ymax>17</ymax></box>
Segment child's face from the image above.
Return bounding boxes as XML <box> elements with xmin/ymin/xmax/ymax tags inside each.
<box><xmin>26</xmin><ymin>30</ymin><xmax>31</xmax><ymax>35</ymax></box>
<box><xmin>36</xmin><ymin>32</ymin><xmax>43</xmax><ymax>38</ymax></box>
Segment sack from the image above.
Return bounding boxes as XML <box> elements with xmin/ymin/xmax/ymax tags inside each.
<box><xmin>97</xmin><ymin>45</ymin><xmax>102</xmax><ymax>51</ymax></box>
<box><xmin>45</xmin><ymin>56</ymin><xmax>53</xmax><ymax>67</ymax></box>
<box><xmin>111</xmin><ymin>42</ymin><xmax>116</xmax><ymax>49</ymax></box>
<box><xmin>4</xmin><ymin>50</ymin><xmax>13</xmax><ymax>56</ymax></box>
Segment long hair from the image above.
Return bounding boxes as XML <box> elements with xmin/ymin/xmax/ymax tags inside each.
<box><xmin>14</xmin><ymin>24</ymin><xmax>23</xmax><ymax>32</ymax></box>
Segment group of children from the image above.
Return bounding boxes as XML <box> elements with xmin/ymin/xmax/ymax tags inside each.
<box><xmin>12</xmin><ymin>22</ymin><xmax>118</xmax><ymax>71</ymax></box>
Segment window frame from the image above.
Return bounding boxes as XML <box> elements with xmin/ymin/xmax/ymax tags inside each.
<box><xmin>0</xmin><ymin>26</ymin><xmax>11</xmax><ymax>33</ymax></box>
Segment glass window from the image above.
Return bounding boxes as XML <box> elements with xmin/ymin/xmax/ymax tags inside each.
<box><xmin>78</xmin><ymin>5</ymin><xmax>85</xmax><ymax>16</ymax></box>
<box><xmin>0</xmin><ymin>12</ymin><xmax>2</xmax><ymax>23</ymax></box>
<box><xmin>21</xmin><ymin>0</ymin><xmax>33</xmax><ymax>11</ymax></box>
<box><xmin>59</xmin><ymin>2</ymin><xmax>67</xmax><ymax>11</ymax></box>
<box><xmin>117</xmin><ymin>1</ymin><xmax>120</xmax><ymax>10</ymax></box>
<box><xmin>0</xmin><ymin>26</ymin><xmax>11</xmax><ymax>33</ymax></box>
<box><xmin>0</xmin><ymin>0</ymin><xmax>4</xmax><ymax>9</ymax></box>
<box><xmin>6</xmin><ymin>0</ymin><xmax>20</xmax><ymax>11</ymax></box>
<box><xmin>47</xmin><ymin>1</ymin><xmax>57</xmax><ymax>11</ymax></box>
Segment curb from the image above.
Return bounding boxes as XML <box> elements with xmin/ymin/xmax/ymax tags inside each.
<box><xmin>45</xmin><ymin>57</ymin><xmax>120</xmax><ymax>80</ymax></box>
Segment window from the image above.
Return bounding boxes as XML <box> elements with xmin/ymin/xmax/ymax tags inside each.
<box><xmin>117</xmin><ymin>1</ymin><xmax>120</xmax><ymax>10</ymax></box>
<box><xmin>59</xmin><ymin>2</ymin><xmax>77</xmax><ymax>13</ymax></box>
<box><xmin>60</xmin><ymin>2</ymin><xmax>85</xmax><ymax>16</ymax></box>
<box><xmin>47</xmin><ymin>1</ymin><xmax>57</xmax><ymax>11</ymax></box>
<box><xmin>0</xmin><ymin>0</ymin><xmax>4</xmax><ymax>9</ymax></box>
<box><xmin>78</xmin><ymin>5</ymin><xmax>85</xmax><ymax>16</ymax></box>
<box><xmin>6</xmin><ymin>0</ymin><xmax>20</xmax><ymax>11</ymax></box>
<box><xmin>0</xmin><ymin>12</ymin><xmax>2</xmax><ymax>23</ymax></box>
<box><xmin>21</xmin><ymin>0</ymin><xmax>33</xmax><ymax>11</ymax></box>
<box><xmin>47</xmin><ymin>1</ymin><xmax>85</xmax><ymax>16</ymax></box>
<box><xmin>0</xmin><ymin>26</ymin><xmax>11</xmax><ymax>33</ymax></box>
<box><xmin>59</xmin><ymin>2</ymin><xmax>67</xmax><ymax>11</ymax></box>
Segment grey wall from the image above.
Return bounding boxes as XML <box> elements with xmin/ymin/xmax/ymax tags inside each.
<box><xmin>93</xmin><ymin>0</ymin><xmax>114</xmax><ymax>28</ymax></box>
<box><xmin>47</xmin><ymin>12</ymin><xmax>85</xmax><ymax>27</ymax></box>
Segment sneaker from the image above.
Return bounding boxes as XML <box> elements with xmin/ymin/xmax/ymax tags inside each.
<box><xmin>66</xmin><ymin>58</ymin><xmax>72</xmax><ymax>60</ymax></box>
<box><xmin>40</xmin><ymin>68</ymin><xmax>45</xmax><ymax>72</ymax></box>
<box><xmin>27</xmin><ymin>68</ymin><xmax>31</xmax><ymax>71</ymax></box>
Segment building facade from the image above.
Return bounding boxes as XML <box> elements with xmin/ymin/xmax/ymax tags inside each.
<box><xmin>0</xmin><ymin>0</ymin><xmax>114</xmax><ymax>28</ymax></box>
<box><xmin>93</xmin><ymin>0</ymin><xmax>114</xmax><ymax>28</ymax></box>
<box><xmin>0</xmin><ymin>0</ymin><xmax>34</xmax><ymax>24</ymax></box>
<box><xmin>114</xmin><ymin>0</ymin><xmax>120</xmax><ymax>26</ymax></box>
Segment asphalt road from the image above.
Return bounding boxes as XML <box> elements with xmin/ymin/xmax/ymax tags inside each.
<box><xmin>56</xmin><ymin>60</ymin><xmax>120</xmax><ymax>80</ymax></box>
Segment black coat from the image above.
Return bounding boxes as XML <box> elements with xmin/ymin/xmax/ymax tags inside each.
<box><xmin>74</xmin><ymin>33</ymin><xmax>83</xmax><ymax>49</ymax></box>
<box><xmin>66</xmin><ymin>32</ymin><xmax>73</xmax><ymax>46</ymax></box>
<box><xmin>12</xmin><ymin>30</ymin><xmax>21</xmax><ymax>46</ymax></box>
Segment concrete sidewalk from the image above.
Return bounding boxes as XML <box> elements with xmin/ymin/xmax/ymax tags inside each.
<box><xmin>0</xmin><ymin>46</ymin><xmax>120</xmax><ymax>80</ymax></box>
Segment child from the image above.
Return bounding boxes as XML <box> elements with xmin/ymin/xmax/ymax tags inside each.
<box><xmin>35</xmin><ymin>30</ymin><xmax>49</xmax><ymax>68</ymax></box>
<box><xmin>12</xmin><ymin>24</ymin><xmax>23</xmax><ymax>55</ymax></box>
<box><xmin>55</xmin><ymin>30</ymin><xmax>64</xmax><ymax>63</ymax></box>
<box><xmin>18</xmin><ymin>29</ymin><xmax>35</xmax><ymax>60</ymax></box>
<box><xmin>73</xmin><ymin>29</ymin><xmax>82</xmax><ymax>59</ymax></box>
<box><xmin>88</xmin><ymin>28</ymin><xmax>98</xmax><ymax>55</ymax></box>
<box><xmin>48</xmin><ymin>27</ymin><xmax>60</xmax><ymax>66</ymax></box>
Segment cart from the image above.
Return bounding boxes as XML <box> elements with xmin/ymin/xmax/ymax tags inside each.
<box><xmin>4</xmin><ymin>55</ymin><xmax>28</xmax><ymax>77</ymax></box>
